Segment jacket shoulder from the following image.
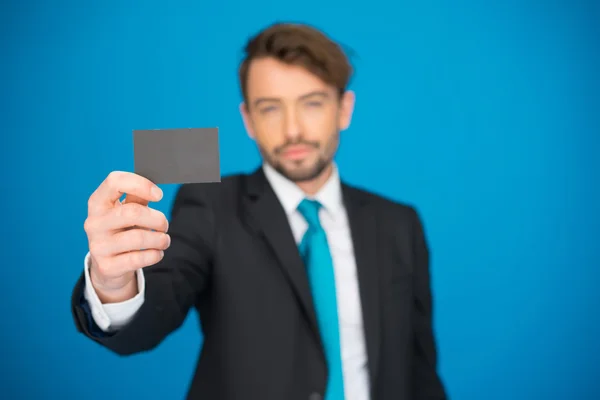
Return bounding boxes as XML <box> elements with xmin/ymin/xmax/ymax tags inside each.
<box><xmin>343</xmin><ymin>182</ymin><xmax>428</xmax><ymax>248</ymax></box>
<box><xmin>167</xmin><ymin>172</ymin><xmax>251</xmax><ymax>215</ymax></box>
<box><xmin>175</xmin><ymin>172</ymin><xmax>248</xmax><ymax>197</ymax></box>
<box><xmin>343</xmin><ymin>181</ymin><xmax>419</xmax><ymax>219</ymax></box>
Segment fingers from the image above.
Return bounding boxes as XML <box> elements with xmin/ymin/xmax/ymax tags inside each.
<box><xmin>88</xmin><ymin>171</ymin><xmax>163</xmax><ymax>216</ymax></box>
<box><xmin>85</xmin><ymin>171</ymin><xmax>169</xmax><ymax>285</ymax></box>
<box><xmin>84</xmin><ymin>202</ymin><xmax>169</xmax><ymax>234</ymax></box>
<box><xmin>94</xmin><ymin>249</ymin><xmax>166</xmax><ymax>278</ymax></box>
<box><xmin>90</xmin><ymin>229</ymin><xmax>171</xmax><ymax>258</ymax></box>
<box><xmin>123</xmin><ymin>193</ymin><xmax>150</xmax><ymax>207</ymax></box>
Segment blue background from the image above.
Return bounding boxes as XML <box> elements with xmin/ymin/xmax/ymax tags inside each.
<box><xmin>1</xmin><ymin>0</ymin><xmax>599</xmax><ymax>399</ymax></box>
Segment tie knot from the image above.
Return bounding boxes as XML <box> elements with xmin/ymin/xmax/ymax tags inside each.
<box><xmin>297</xmin><ymin>198</ymin><xmax>322</xmax><ymax>229</ymax></box>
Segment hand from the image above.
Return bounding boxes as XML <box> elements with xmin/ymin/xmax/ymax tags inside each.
<box><xmin>84</xmin><ymin>171</ymin><xmax>171</xmax><ymax>302</ymax></box>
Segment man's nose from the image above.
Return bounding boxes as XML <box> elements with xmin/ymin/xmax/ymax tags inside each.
<box><xmin>283</xmin><ymin>108</ymin><xmax>301</xmax><ymax>141</ymax></box>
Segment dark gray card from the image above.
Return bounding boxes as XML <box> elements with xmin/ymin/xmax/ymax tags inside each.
<box><xmin>133</xmin><ymin>127</ymin><xmax>220</xmax><ymax>184</ymax></box>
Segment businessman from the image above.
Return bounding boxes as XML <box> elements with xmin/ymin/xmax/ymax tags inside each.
<box><xmin>72</xmin><ymin>22</ymin><xmax>447</xmax><ymax>400</ymax></box>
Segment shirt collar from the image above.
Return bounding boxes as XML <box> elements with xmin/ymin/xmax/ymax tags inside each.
<box><xmin>262</xmin><ymin>162</ymin><xmax>344</xmax><ymax>220</ymax></box>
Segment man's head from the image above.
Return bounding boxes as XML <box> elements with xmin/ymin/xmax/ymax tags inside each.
<box><xmin>238</xmin><ymin>23</ymin><xmax>355</xmax><ymax>184</ymax></box>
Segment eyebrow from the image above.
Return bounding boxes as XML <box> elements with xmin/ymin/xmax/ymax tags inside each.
<box><xmin>252</xmin><ymin>90</ymin><xmax>330</xmax><ymax>108</ymax></box>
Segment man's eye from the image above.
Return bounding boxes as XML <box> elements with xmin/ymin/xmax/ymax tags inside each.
<box><xmin>260</xmin><ymin>106</ymin><xmax>277</xmax><ymax>113</ymax></box>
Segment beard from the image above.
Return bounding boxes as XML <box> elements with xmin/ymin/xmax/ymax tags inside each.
<box><xmin>258</xmin><ymin>130</ymin><xmax>340</xmax><ymax>183</ymax></box>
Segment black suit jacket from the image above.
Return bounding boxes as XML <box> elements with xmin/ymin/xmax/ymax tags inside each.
<box><xmin>71</xmin><ymin>167</ymin><xmax>447</xmax><ymax>400</ymax></box>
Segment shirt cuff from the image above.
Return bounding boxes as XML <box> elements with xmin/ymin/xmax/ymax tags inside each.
<box><xmin>82</xmin><ymin>252</ymin><xmax>145</xmax><ymax>332</ymax></box>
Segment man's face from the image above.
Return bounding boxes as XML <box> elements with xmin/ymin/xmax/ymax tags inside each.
<box><xmin>240</xmin><ymin>57</ymin><xmax>355</xmax><ymax>182</ymax></box>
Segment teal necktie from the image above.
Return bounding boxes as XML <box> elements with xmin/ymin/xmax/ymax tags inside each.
<box><xmin>297</xmin><ymin>199</ymin><xmax>345</xmax><ymax>400</ymax></box>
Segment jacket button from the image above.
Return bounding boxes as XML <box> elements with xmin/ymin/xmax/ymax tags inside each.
<box><xmin>308</xmin><ymin>393</ymin><xmax>322</xmax><ymax>400</ymax></box>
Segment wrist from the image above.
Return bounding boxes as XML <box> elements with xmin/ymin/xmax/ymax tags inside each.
<box><xmin>90</xmin><ymin>269</ymin><xmax>138</xmax><ymax>304</ymax></box>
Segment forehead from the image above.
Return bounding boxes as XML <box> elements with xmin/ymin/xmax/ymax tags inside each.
<box><xmin>246</xmin><ymin>57</ymin><xmax>334</xmax><ymax>100</ymax></box>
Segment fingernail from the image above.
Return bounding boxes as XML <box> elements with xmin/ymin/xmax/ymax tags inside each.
<box><xmin>151</xmin><ymin>186</ymin><xmax>163</xmax><ymax>200</ymax></box>
<box><xmin>165</xmin><ymin>234</ymin><xmax>171</xmax><ymax>247</ymax></box>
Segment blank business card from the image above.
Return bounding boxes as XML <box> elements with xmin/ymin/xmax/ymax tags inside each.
<box><xmin>133</xmin><ymin>127</ymin><xmax>220</xmax><ymax>184</ymax></box>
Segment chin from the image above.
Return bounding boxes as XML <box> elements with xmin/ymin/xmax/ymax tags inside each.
<box><xmin>278</xmin><ymin>159</ymin><xmax>331</xmax><ymax>182</ymax></box>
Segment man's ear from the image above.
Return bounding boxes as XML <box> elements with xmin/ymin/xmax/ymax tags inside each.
<box><xmin>239</xmin><ymin>102</ymin><xmax>255</xmax><ymax>139</ymax></box>
<box><xmin>338</xmin><ymin>90</ymin><xmax>356</xmax><ymax>131</ymax></box>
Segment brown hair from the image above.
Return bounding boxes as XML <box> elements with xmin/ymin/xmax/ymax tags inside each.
<box><xmin>238</xmin><ymin>22</ymin><xmax>353</xmax><ymax>104</ymax></box>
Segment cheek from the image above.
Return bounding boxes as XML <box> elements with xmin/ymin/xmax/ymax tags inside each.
<box><xmin>254</xmin><ymin>119</ymin><xmax>284</xmax><ymax>149</ymax></box>
<box><xmin>301</xmin><ymin>108</ymin><xmax>337</xmax><ymax>136</ymax></box>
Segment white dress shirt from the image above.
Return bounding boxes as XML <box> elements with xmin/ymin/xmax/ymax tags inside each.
<box><xmin>83</xmin><ymin>162</ymin><xmax>371</xmax><ymax>400</ymax></box>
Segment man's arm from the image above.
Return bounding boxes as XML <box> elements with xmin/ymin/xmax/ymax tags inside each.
<box><xmin>410</xmin><ymin>208</ymin><xmax>447</xmax><ymax>399</ymax></box>
<box><xmin>71</xmin><ymin>184</ymin><xmax>216</xmax><ymax>355</ymax></box>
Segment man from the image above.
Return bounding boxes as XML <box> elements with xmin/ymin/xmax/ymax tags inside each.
<box><xmin>72</xmin><ymin>22</ymin><xmax>447</xmax><ymax>400</ymax></box>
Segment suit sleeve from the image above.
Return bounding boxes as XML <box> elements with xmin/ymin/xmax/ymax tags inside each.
<box><xmin>410</xmin><ymin>208</ymin><xmax>448</xmax><ymax>399</ymax></box>
<box><xmin>71</xmin><ymin>184</ymin><xmax>216</xmax><ymax>356</ymax></box>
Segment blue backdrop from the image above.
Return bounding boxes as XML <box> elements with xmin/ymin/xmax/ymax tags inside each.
<box><xmin>2</xmin><ymin>0</ymin><xmax>599</xmax><ymax>399</ymax></box>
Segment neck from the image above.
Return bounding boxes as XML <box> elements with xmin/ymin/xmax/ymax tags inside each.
<box><xmin>296</xmin><ymin>163</ymin><xmax>334</xmax><ymax>196</ymax></box>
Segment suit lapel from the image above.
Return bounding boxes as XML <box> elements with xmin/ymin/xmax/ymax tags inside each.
<box><xmin>241</xmin><ymin>168</ymin><xmax>382</xmax><ymax>385</ymax></box>
<box><xmin>342</xmin><ymin>184</ymin><xmax>382</xmax><ymax>389</ymax></box>
<box><xmin>242</xmin><ymin>168</ymin><xmax>324</xmax><ymax>357</ymax></box>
